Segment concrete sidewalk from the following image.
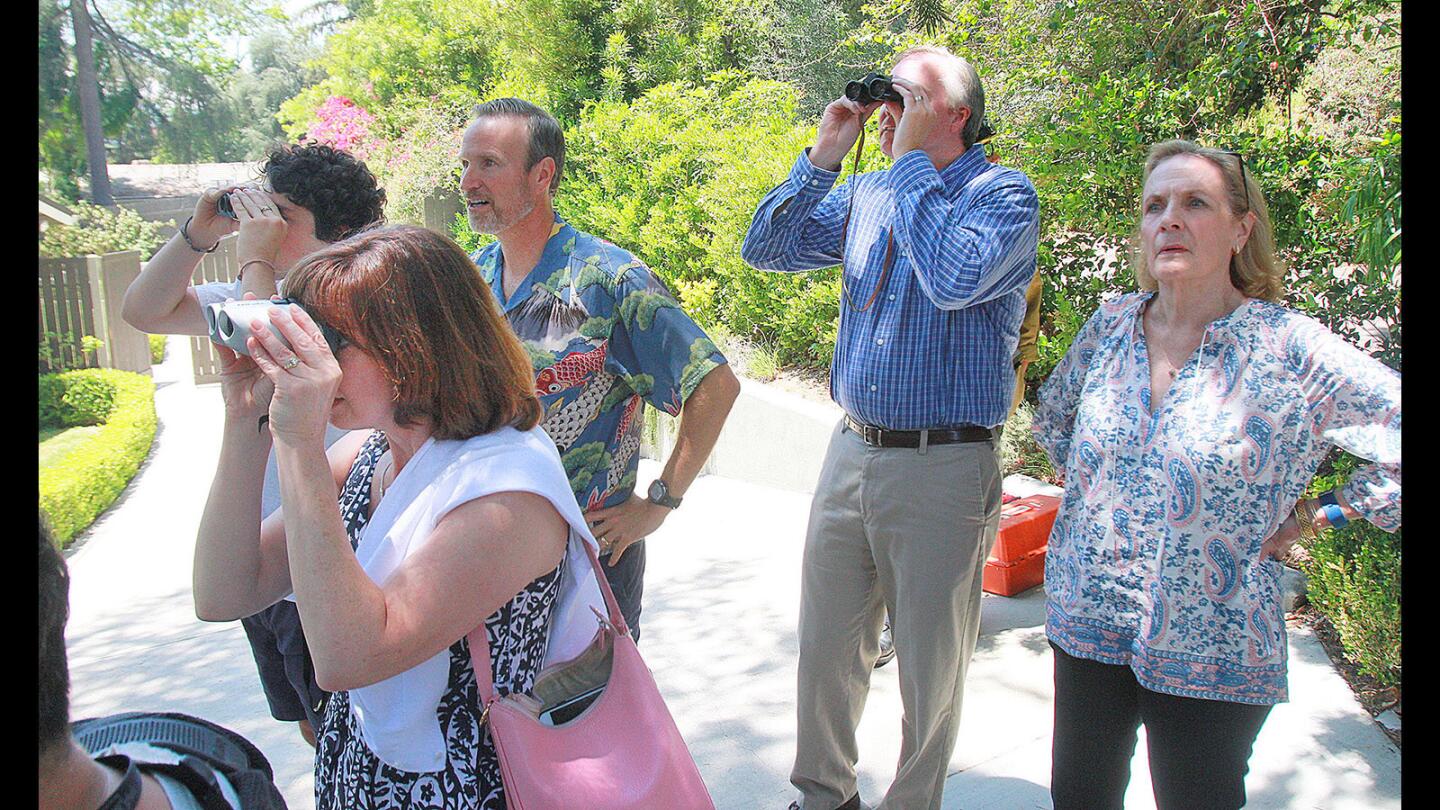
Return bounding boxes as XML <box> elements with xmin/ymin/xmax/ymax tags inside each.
<box><xmin>62</xmin><ymin>340</ymin><xmax>1400</xmax><ymax>809</ymax></box>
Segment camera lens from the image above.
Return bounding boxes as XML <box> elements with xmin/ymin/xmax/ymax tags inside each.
<box><xmin>217</xmin><ymin>193</ymin><xmax>237</xmax><ymax>220</ymax></box>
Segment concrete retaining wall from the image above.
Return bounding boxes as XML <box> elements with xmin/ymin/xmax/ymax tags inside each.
<box><xmin>646</xmin><ymin>377</ymin><xmax>842</xmax><ymax>494</ymax></box>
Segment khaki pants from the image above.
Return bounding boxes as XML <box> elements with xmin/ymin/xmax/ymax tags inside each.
<box><xmin>791</xmin><ymin>420</ymin><xmax>1002</xmax><ymax>810</ymax></box>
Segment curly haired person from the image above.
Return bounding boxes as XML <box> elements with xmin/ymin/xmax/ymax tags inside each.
<box><xmin>121</xmin><ymin>143</ymin><xmax>386</xmax><ymax>749</ymax></box>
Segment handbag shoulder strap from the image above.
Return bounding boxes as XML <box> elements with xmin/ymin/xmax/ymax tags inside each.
<box><xmin>469</xmin><ymin>534</ymin><xmax>625</xmax><ymax>707</ymax></box>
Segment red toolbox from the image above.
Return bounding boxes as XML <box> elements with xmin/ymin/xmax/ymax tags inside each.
<box><xmin>983</xmin><ymin>547</ymin><xmax>1047</xmax><ymax>597</ymax></box>
<box><xmin>991</xmin><ymin>494</ymin><xmax>1060</xmax><ymax>562</ymax></box>
<box><xmin>983</xmin><ymin>494</ymin><xmax>1060</xmax><ymax>596</ymax></box>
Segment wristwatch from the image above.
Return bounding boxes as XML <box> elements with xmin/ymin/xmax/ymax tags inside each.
<box><xmin>646</xmin><ymin>479</ymin><xmax>682</xmax><ymax>509</ymax></box>
<box><xmin>1318</xmin><ymin>491</ymin><xmax>1349</xmax><ymax>529</ymax></box>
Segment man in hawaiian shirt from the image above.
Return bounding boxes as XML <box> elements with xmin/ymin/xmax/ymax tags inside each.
<box><xmin>460</xmin><ymin>98</ymin><xmax>741</xmax><ymax>638</ymax></box>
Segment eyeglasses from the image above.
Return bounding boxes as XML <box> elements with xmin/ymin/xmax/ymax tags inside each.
<box><xmin>1221</xmin><ymin>150</ymin><xmax>1252</xmax><ymax>214</ymax></box>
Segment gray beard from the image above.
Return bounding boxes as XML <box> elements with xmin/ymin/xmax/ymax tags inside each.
<box><xmin>469</xmin><ymin>198</ymin><xmax>537</xmax><ymax>236</ymax></box>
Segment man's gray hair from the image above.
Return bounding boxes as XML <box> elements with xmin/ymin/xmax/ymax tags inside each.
<box><xmin>471</xmin><ymin>98</ymin><xmax>565</xmax><ymax>194</ymax></box>
<box><xmin>895</xmin><ymin>46</ymin><xmax>986</xmax><ymax>149</ymax></box>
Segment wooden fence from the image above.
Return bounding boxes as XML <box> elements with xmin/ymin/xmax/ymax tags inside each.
<box><xmin>423</xmin><ymin>188</ymin><xmax>464</xmax><ymax>233</ymax></box>
<box><xmin>188</xmin><ymin>235</ymin><xmax>241</xmax><ymax>385</ymax></box>
<box><xmin>38</xmin><ymin>250</ymin><xmax>150</xmax><ymax>374</ymax></box>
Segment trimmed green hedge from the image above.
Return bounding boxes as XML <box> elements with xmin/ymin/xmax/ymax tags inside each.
<box><xmin>39</xmin><ymin>369</ymin><xmax>157</xmax><ymax>548</ymax></box>
<box><xmin>149</xmin><ymin>334</ymin><xmax>167</xmax><ymax>364</ymax></box>
<box><xmin>1301</xmin><ymin>452</ymin><xmax>1402</xmax><ymax>687</ymax></box>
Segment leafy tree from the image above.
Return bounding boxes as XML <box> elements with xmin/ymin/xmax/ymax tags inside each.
<box><xmin>289</xmin><ymin>0</ymin><xmax>375</xmax><ymax>37</ymax></box>
<box><xmin>225</xmin><ymin>24</ymin><xmax>326</xmax><ymax>160</ymax></box>
<box><xmin>714</xmin><ymin>0</ymin><xmax>890</xmax><ymax>117</ymax></box>
<box><xmin>276</xmin><ymin>0</ymin><xmax>498</xmax><ymax>140</ymax></box>
<box><xmin>364</xmin><ymin>96</ymin><xmax>473</xmax><ymax>225</ymax></box>
<box><xmin>38</xmin><ymin>0</ymin><xmax>278</xmax><ymax>199</ymax></box>
<box><xmin>564</xmin><ymin>75</ymin><xmax>843</xmax><ymax>365</ymax></box>
<box><xmin>40</xmin><ymin>0</ymin><xmax>88</xmax><ymax>199</ymax></box>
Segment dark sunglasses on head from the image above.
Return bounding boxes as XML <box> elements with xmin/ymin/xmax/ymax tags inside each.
<box><xmin>1220</xmin><ymin>150</ymin><xmax>1253</xmax><ymax>214</ymax></box>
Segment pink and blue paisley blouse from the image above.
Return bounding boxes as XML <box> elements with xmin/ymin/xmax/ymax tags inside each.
<box><xmin>1033</xmin><ymin>292</ymin><xmax>1401</xmax><ymax>705</ymax></box>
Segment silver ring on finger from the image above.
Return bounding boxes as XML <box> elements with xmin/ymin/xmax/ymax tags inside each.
<box><xmin>259</xmin><ymin>206</ymin><xmax>274</xmax><ymax>213</ymax></box>
<box><xmin>281</xmin><ymin>355</ymin><xmax>301</xmax><ymax>370</ymax></box>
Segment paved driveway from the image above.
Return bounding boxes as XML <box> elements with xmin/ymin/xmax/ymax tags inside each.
<box><xmin>62</xmin><ymin>341</ymin><xmax>1401</xmax><ymax>809</ymax></box>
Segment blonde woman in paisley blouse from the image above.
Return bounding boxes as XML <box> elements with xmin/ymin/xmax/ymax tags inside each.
<box><xmin>1032</xmin><ymin>140</ymin><xmax>1400</xmax><ymax>810</ymax></box>
<box><xmin>191</xmin><ymin>225</ymin><xmax>607</xmax><ymax>810</ymax></box>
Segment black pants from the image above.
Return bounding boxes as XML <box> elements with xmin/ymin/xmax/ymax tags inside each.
<box><xmin>240</xmin><ymin>600</ymin><xmax>328</xmax><ymax>730</ymax></box>
<box><xmin>599</xmin><ymin>537</ymin><xmax>645</xmax><ymax>641</ymax></box>
<box><xmin>1050</xmin><ymin>642</ymin><xmax>1272</xmax><ymax>810</ymax></box>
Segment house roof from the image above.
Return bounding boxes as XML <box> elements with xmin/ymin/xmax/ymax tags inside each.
<box><xmin>104</xmin><ymin>162</ymin><xmax>258</xmax><ymax>199</ymax></box>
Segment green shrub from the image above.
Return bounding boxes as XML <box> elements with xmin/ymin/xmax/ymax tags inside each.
<box><xmin>53</xmin><ymin>373</ymin><xmax>119</xmax><ymax>426</ymax></box>
<box><xmin>149</xmin><ymin>334</ymin><xmax>167</xmax><ymax>364</ymax></box>
<box><xmin>1300</xmin><ymin>451</ymin><xmax>1402</xmax><ymax>686</ymax></box>
<box><xmin>1000</xmin><ymin>401</ymin><xmax>1057</xmax><ymax>482</ymax></box>
<box><xmin>365</xmin><ymin>99</ymin><xmax>475</xmax><ymax>226</ymax></box>
<box><xmin>1303</xmin><ymin>519</ymin><xmax>1401</xmax><ymax>687</ymax></box>
<box><xmin>38</xmin><ymin>369</ymin><xmax>158</xmax><ymax>548</ymax></box>
<box><xmin>39</xmin><ymin>330</ymin><xmax>103</xmax><ymax>374</ymax></box>
<box><xmin>38</xmin><ymin>367</ymin><xmax>118</xmax><ymax>426</ymax></box>
<box><xmin>564</xmin><ymin>74</ymin><xmax>847</xmax><ymax>368</ymax></box>
<box><xmin>38</xmin><ymin>200</ymin><xmax>167</xmax><ymax>260</ymax></box>
<box><xmin>37</xmin><ymin>374</ymin><xmax>66</xmax><ymax>426</ymax></box>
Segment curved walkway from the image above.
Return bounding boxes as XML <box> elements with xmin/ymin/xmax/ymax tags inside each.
<box><xmin>61</xmin><ymin>339</ymin><xmax>1401</xmax><ymax>809</ymax></box>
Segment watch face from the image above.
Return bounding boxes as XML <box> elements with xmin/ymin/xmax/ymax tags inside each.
<box><xmin>648</xmin><ymin>480</ymin><xmax>666</xmax><ymax>501</ymax></box>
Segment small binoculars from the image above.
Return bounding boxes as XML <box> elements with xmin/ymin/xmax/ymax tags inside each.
<box><xmin>204</xmin><ymin>298</ymin><xmax>345</xmax><ymax>357</ymax></box>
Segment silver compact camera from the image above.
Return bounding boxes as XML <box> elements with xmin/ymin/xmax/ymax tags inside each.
<box><xmin>204</xmin><ymin>298</ymin><xmax>343</xmax><ymax>357</ymax></box>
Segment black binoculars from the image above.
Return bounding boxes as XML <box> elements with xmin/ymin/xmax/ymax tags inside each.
<box><xmin>217</xmin><ymin>192</ymin><xmax>238</xmax><ymax>220</ymax></box>
<box><xmin>844</xmin><ymin>73</ymin><xmax>903</xmax><ymax>105</ymax></box>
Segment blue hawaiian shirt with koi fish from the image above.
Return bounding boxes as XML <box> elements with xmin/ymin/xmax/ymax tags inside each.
<box><xmin>472</xmin><ymin>215</ymin><xmax>727</xmax><ymax>512</ymax></box>
<box><xmin>1033</xmin><ymin>292</ymin><xmax>1401</xmax><ymax>704</ymax></box>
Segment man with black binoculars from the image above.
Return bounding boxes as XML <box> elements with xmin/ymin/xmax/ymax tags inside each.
<box><xmin>742</xmin><ymin>46</ymin><xmax>1039</xmax><ymax>810</ymax></box>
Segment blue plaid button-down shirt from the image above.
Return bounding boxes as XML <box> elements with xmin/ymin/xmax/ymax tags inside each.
<box><xmin>742</xmin><ymin>146</ymin><xmax>1040</xmax><ymax>429</ymax></box>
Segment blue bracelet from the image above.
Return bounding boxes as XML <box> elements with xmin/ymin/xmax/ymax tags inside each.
<box><xmin>1318</xmin><ymin>491</ymin><xmax>1349</xmax><ymax>528</ymax></box>
<box><xmin>1320</xmin><ymin>502</ymin><xmax>1348</xmax><ymax>529</ymax></box>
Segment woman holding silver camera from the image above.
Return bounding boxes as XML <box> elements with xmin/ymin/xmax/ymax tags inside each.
<box><xmin>192</xmin><ymin>225</ymin><xmax>606</xmax><ymax>810</ymax></box>
<box><xmin>1032</xmin><ymin>140</ymin><xmax>1400</xmax><ymax>809</ymax></box>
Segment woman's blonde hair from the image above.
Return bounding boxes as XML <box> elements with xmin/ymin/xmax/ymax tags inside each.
<box><xmin>1131</xmin><ymin>139</ymin><xmax>1284</xmax><ymax>302</ymax></box>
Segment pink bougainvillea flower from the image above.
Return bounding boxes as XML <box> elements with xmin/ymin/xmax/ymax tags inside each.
<box><xmin>310</xmin><ymin>95</ymin><xmax>377</xmax><ymax>158</ymax></box>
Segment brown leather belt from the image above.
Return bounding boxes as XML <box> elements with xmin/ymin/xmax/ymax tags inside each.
<box><xmin>844</xmin><ymin>414</ymin><xmax>995</xmax><ymax>448</ymax></box>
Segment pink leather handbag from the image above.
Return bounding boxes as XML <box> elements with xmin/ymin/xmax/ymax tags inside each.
<box><xmin>467</xmin><ymin>539</ymin><xmax>715</xmax><ymax>809</ymax></box>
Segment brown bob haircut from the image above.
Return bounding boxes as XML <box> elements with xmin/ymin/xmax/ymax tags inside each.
<box><xmin>282</xmin><ymin>224</ymin><xmax>541</xmax><ymax>439</ymax></box>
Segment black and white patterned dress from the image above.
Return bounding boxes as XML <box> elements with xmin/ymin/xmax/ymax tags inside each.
<box><xmin>314</xmin><ymin>431</ymin><xmax>566</xmax><ymax>809</ymax></box>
